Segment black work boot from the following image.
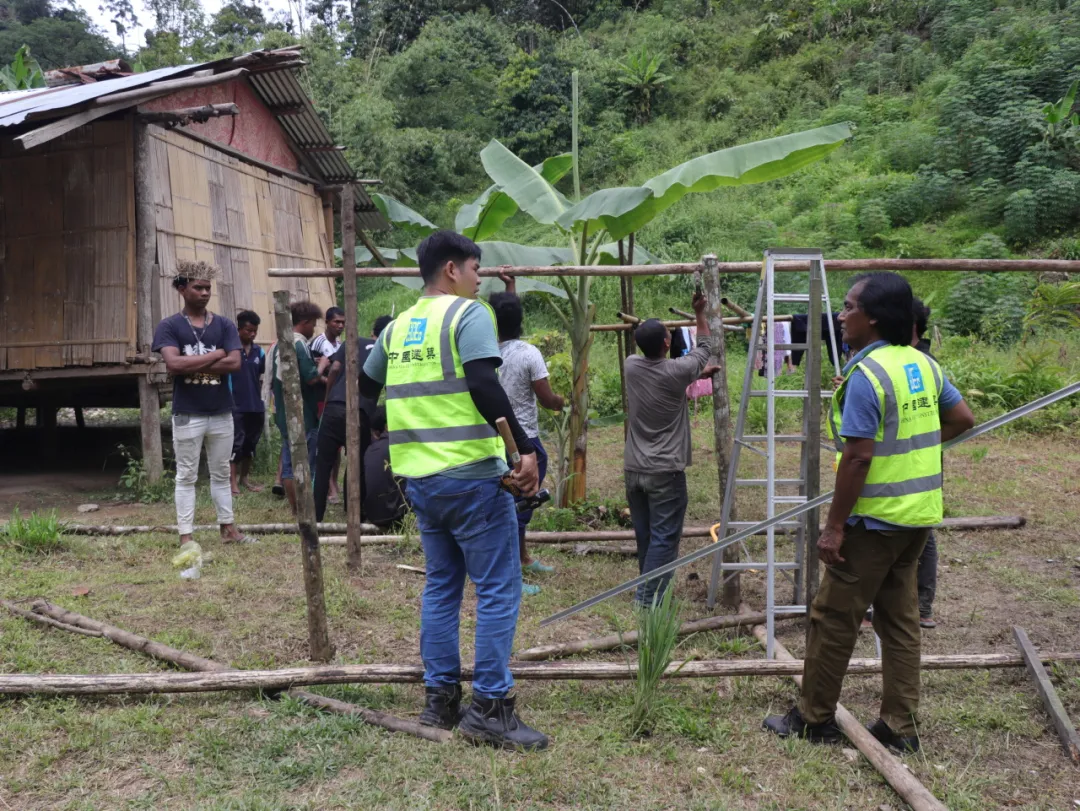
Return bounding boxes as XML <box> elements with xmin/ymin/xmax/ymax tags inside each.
<box><xmin>419</xmin><ymin>684</ymin><xmax>463</xmax><ymax>730</ymax></box>
<box><xmin>762</xmin><ymin>706</ymin><xmax>842</xmax><ymax>744</ymax></box>
<box><xmin>457</xmin><ymin>695</ymin><xmax>549</xmax><ymax>751</ymax></box>
<box><xmin>866</xmin><ymin>718</ymin><xmax>920</xmax><ymax>754</ymax></box>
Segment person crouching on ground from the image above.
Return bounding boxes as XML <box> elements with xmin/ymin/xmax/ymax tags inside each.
<box><xmin>763</xmin><ymin>272</ymin><xmax>973</xmax><ymax>754</ymax></box>
<box><xmin>357</xmin><ymin>230</ymin><xmax>546</xmax><ymax>751</ymax></box>
<box><xmin>229</xmin><ymin>310</ymin><xmax>266</xmax><ymax>496</ymax></box>
<box><xmin>490</xmin><ymin>274</ymin><xmax>565</xmax><ymax>596</ymax></box>
<box><xmin>362</xmin><ymin>406</ymin><xmax>409</xmax><ymax>529</ymax></box>
<box><xmin>152</xmin><ymin>260</ymin><xmax>255</xmax><ymax>545</ymax></box>
<box><xmin>624</xmin><ymin>292</ymin><xmax>720</xmax><ymax>607</ymax></box>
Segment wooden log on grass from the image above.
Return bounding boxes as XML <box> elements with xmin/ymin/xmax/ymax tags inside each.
<box><xmin>4</xmin><ymin>650</ymin><xmax>1080</xmax><ymax>696</ymax></box>
<box><xmin>273</xmin><ymin>290</ymin><xmax>334</xmax><ymax>663</ymax></box>
<box><xmin>1013</xmin><ymin>626</ymin><xmax>1080</xmax><ymax>764</ymax></box>
<box><xmin>1</xmin><ymin>600</ymin><xmax>102</xmax><ymax>638</ymax></box>
<box><xmin>60</xmin><ymin>523</ymin><xmax>375</xmax><ymax>535</ymax></box>
<box><xmin>24</xmin><ymin>600</ymin><xmax>451</xmax><ymax>744</ymax></box>
<box><xmin>748</xmin><ymin>614</ymin><xmax>948</xmax><ymax>811</ymax></box>
<box><xmin>514</xmin><ymin>610</ymin><xmax>791</xmax><ymax>661</ymax></box>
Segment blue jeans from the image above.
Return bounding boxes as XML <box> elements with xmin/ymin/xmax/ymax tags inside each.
<box><xmin>279</xmin><ymin>427</ymin><xmax>318</xmax><ymax>480</ymax></box>
<box><xmin>407</xmin><ymin>474</ymin><xmax>520</xmax><ymax>698</ymax></box>
<box><xmin>513</xmin><ymin>436</ymin><xmax>549</xmax><ymax>541</ymax></box>
<box><xmin>625</xmin><ymin>470</ymin><xmax>689</xmax><ymax>606</ymax></box>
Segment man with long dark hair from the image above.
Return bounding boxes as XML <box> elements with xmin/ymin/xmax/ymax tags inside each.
<box><xmin>764</xmin><ymin>272</ymin><xmax>974</xmax><ymax>755</ymax></box>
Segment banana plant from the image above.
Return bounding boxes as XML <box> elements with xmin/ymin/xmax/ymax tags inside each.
<box><xmin>367</xmin><ymin>122</ymin><xmax>852</xmax><ymax>503</ymax></box>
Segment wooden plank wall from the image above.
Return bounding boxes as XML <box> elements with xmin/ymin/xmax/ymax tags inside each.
<box><xmin>0</xmin><ymin>119</ymin><xmax>136</xmax><ymax>370</ymax></box>
<box><xmin>149</xmin><ymin>126</ymin><xmax>336</xmax><ymax>341</ymax></box>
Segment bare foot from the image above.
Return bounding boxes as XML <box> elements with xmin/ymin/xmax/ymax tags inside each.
<box><xmin>243</xmin><ymin>481</ymin><xmax>265</xmax><ymax>493</ymax></box>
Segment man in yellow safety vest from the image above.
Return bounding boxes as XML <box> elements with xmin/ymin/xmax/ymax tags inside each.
<box><xmin>358</xmin><ymin>230</ymin><xmax>546</xmax><ymax>751</ymax></box>
<box><xmin>763</xmin><ymin>272</ymin><xmax>974</xmax><ymax>754</ymax></box>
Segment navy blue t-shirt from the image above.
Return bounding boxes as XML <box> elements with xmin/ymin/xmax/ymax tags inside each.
<box><xmin>327</xmin><ymin>337</ymin><xmax>376</xmax><ymax>405</ymax></box>
<box><xmin>153</xmin><ymin>312</ymin><xmax>242</xmax><ymax>416</ymax></box>
<box><xmin>229</xmin><ymin>344</ymin><xmax>266</xmax><ymax>413</ymax></box>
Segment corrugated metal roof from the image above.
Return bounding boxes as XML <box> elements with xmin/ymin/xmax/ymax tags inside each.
<box><xmin>0</xmin><ymin>49</ymin><xmax>387</xmax><ymax>232</ymax></box>
<box><xmin>246</xmin><ymin>69</ymin><xmax>385</xmax><ymax>231</ymax></box>
<box><xmin>0</xmin><ymin>64</ymin><xmax>195</xmax><ymax>128</ymax></box>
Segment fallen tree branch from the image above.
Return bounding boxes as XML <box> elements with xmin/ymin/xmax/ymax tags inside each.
<box><xmin>25</xmin><ymin>600</ymin><xmax>451</xmax><ymax>744</ymax></box>
<box><xmin>748</xmin><ymin>611</ymin><xmax>947</xmax><ymax>811</ymax></box>
<box><xmin>2</xmin><ymin>600</ymin><xmax>103</xmax><ymax>638</ymax></box>
<box><xmin>58</xmin><ymin>523</ymin><xmax>374</xmax><ymax>536</ymax></box>
<box><xmin>3</xmin><ymin>649</ymin><xmax>1078</xmax><ymax>694</ymax></box>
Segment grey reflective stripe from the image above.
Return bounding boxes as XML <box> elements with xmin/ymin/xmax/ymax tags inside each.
<box><xmin>858</xmin><ymin>355</ymin><xmax>898</xmax><ymax>447</ymax></box>
<box><xmin>861</xmin><ymin>472</ymin><xmax>942</xmax><ymax>498</ymax></box>
<box><xmin>441</xmin><ymin>298</ymin><xmax>470</xmax><ymax>379</ymax></box>
<box><xmin>388</xmin><ymin>424</ymin><xmax>498</xmax><ymax>445</ymax></box>
<box><xmin>385</xmin><ymin>378</ymin><xmax>471</xmax><ymax>399</ymax></box>
<box><xmin>928</xmin><ymin>357</ymin><xmax>942</xmax><ymax>395</ymax></box>
<box><xmin>887</xmin><ymin>430</ymin><xmax>941</xmax><ymax>454</ymax></box>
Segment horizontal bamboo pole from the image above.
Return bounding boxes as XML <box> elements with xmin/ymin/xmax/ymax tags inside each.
<box><xmin>319</xmin><ymin>516</ymin><xmax>1024</xmax><ymax>547</ymax></box>
<box><xmin>515</xmin><ymin>610</ymin><xmax>798</xmax><ymax>661</ymax></box>
<box><xmin>4</xmin><ymin>650</ymin><xmax>1079</xmax><ymax>696</ymax></box>
<box><xmin>21</xmin><ymin>601</ymin><xmax>451</xmax><ymax>743</ymax></box>
<box><xmin>268</xmin><ymin>258</ymin><xmax>1080</xmax><ymax>279</ymax></box>
<box><xmin>59</xmin><ymin>523</ymin><xmax>376</xmax><ymax>536</ymax></box>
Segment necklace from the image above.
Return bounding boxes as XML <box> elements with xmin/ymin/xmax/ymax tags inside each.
<box><xmin>181</xmin><ymin>310</ymin><xmax>214</xmax><ymax>349</ymax></box>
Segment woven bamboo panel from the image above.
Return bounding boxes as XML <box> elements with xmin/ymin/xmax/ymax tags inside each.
<box><xmin>0</xmin><ymin>119</ymin><xmax>135</xmax><ymax>370</ymax></box>
<box><xmin>151</xmin><ymin>128</ymin><xmax>335</xmax><ymax>346</ymax></box>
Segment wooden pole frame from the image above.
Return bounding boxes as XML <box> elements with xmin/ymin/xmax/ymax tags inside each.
<box><xmin>133</xmin><ymin>119</ymin><xmax>164</xmax><ymax>484</ymax></box>
<box><xmin>272</xmin><ymin>290</ymin><xmax>334</xmax><ymax>662</ymax></box>
<box><xmin>339</xmin><ymin>184</ymin><xmax>364</xmax><ymax>572</ymax></box>
<box><xmin>268</xmin><ymin>258</ymin><xmax>1080</xmax><ymax>279</ymax></box>
<box><xmin>803</xmin><ymin>259</ymin><xmax>823</xmax><ymax>627</ymax></box>
<box><xmin>1014</xmin><ymin>626</ymin><xmax>1080</xmax><ymax>764</ymax></box>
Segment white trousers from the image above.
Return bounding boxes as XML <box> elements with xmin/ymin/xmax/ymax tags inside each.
<box><xmin>172</xmin><ymin>412</ymin><xmax>235</xmax><ymax>534</ymax></box>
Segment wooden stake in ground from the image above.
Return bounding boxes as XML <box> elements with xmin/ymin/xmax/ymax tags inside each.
<box><xmin>272</xmin><ymin>290</ymin><xmax>334</xmax><ymax>663</ymax></box>
<box><xmin>702</xmin><ymin>255</ymin><xmax>738</xmax><ymax>607</ymax></box>
<box><xmin>748</xmin><ymin>614</ymin><xmax>947</xmax><ymax>811</ymax></box>
<box><xmin>802</xmin><ymin>258</ymin><xmax>823</xmax><ymax>634</ymax></box>
<box><xmin>20</xmin><ymin>600</ymin><xmax>450</xmax><ymax>744</ymax></box>
<box><xmin>1013</xmin><ymin>626</ymin><xmax>1080</xmax><ymax>764</ymax></box>
<box><xmin>339</xmin><ymin>184</ymin><xmax>364</xmax><ymax>573</ymax></box>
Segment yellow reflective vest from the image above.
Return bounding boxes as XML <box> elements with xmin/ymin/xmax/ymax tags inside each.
<box><xmin>828</xmin><ymin>343</ymin><xmax>944</xmax><ymax>527</ymax></box>
<box><xmin>382</xmin><ymin>295</ymin><xmax>503</xmax><ymax>478</ymax></box>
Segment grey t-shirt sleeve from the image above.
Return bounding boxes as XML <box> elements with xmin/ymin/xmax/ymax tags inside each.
<box><xmin>363</xmin><ymin>331</ymin><xmax>389</xmax><ymax>384</ymax></box>
<box><xmin>528</xmin><ymin>344</ymin><xmax>549</xmax><ymax>381</ymax></box>
<box><xmin>455</xmin><ymin>301</ymin><xmax>502</xmax><ymax>366</ymax></box>
<box><xmin>667</xmin><ymin>338</ymin><xmax>712</xmax><ymax>388</ymax></box>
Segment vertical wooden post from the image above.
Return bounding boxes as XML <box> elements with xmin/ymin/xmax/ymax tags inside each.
<box><xmin>74</xmin><ymin>407</ymin><xmax>85</xmax><ymax>429</ymax></box>
<box><xmin>133</xmin><ymin>120</ymin><xmax>163</xmax><ymax>484</ymax></box>
<box><xmin>804</xmin><ymin>261</ymin><xmax>823</xmax><ymax>642</ymax></box>
<box><xmin>273</xmin><ymin>290</ymin><xmax>334</xmax><ymax>663</ymax></box>
<box><xmin>15</xmin><ymin>407</ymin><xmax>25</xmax><ymax>429</ymax></box>
<box><xmin>39</xmin><ymin>403</ymin><xmax>58</xmax><ymax>462</ymax></box>
<box><xmin>702</xmin><ymin>255</ymin><xmax>737</xmax><ymax>607</ymax></box>
<box><xmin>340</xmin><ymin>184</ymin><xmax>364</xmax><ymax>573</ymax></box>
<box><xmin>617</xmin><ymin>241</ymin><xmax>629</xmax><ymax>432</ymax></box>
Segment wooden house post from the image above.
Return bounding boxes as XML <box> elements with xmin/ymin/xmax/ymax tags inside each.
<box><xmin>133</xmin><ymin>120</ymin><xmax>164</xmax><ymax>484</ymax></box>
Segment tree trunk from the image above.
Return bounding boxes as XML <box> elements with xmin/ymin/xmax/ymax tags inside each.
<box><xmin>272</xmin><ymin>290</ymin><xmax>334</xmax><ymax>663</ymax></box>
<box><xmin>565</xmin><ymin>300</ymin><xmax>595</xmax><ymax>506</ymax></box>
<box><xmin>339</xmin><ymin>185</ymin><xmax>364</xmax><ymax>573</ymax></box>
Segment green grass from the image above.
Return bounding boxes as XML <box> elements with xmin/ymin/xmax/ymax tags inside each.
<box><xmin>1</xmin><ymin>508</ymin><xmax>64</xmax><ymax>554</ymax></box>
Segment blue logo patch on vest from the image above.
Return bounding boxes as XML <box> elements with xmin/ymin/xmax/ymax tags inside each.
<box><xmin>904</xmin><ymin>363</ymin><xmax>925</xmax><ymax>394</ymax></box>
<box><xmin>404</xmin><ymin>318</ymin><xmax>428</xmax><ymax>347</ymax></box>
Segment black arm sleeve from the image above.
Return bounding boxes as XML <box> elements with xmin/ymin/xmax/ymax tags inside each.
<box><xmin>359</xmin><ymin>370</ymin><xmax>383</xmax><ymax>402</ymax></box>
<box><xmin>463</xmin><ymin>358</ymin><xmax>536</xmax><ymax>456</ymax></box>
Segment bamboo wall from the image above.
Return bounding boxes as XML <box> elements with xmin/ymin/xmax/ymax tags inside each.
<box><xmin>149</xmin><ymin>126</ymin><xmax>336</xmax><ymax>338</ymax></box>
<box><xmin>0</xmin><ymin>119</ymin><xmax>136</xmax><ymax>371</ymax></box>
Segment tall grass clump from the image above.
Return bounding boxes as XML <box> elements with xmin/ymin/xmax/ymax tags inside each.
<box><xmin>630</xmin><ymin>586</ymin><xmax>684</xmax><ymax>737</ymax></box>
<box><xmin>2</xmin><ymin>508</ymin><xmax>64</xmax><ymax>553</ymax></box>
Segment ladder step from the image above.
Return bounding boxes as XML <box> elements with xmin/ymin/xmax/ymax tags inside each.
<box><xmin>772</xmin><ymin>605</ymin><xmax>808</xmax><ymax>614</ymax></box>
<box><xmin>719</xmin><ymin>562</ymin><xmax>800</xmax><ymax>571</ymax></box>
<box><xmin>772</xmin><ymin>293</ymin><xmax>810</xmax><ymax>302</ymax></box>
<box><xmin>736</xmin><ymin>478</ymin><xmax>804</xmax><ymax>486</ymax></box>
<box><xmin>774</xmin><ymin>495</ymin><xmax>808</xmax><ymax>504</ymax></box>
<box><xmin>755</xmin><ymin>342</ymin><xmax>808</xmax><ymax>351</ymax></box>
<box><xmin>742</xmin><ymin>434</ymin><xmax>807</xmax><ymax>442</ymax></box>
<box><xmin>729</xmin><ymin>521</ymin><xmax>802</xmax><ymax>530</ymax></box>
<box><xmin>749</xmin><ymin>390</ymin><xmax>834</xmax><ymax>398</ymax></box>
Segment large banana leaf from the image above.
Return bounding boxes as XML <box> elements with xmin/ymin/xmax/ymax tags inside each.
<box><xmin>456</xmin><ymin>154</ymin><xmax>573</xmax><ymax>242</ymax></box>
<box><xmin>479</xmin><ymin>140</ymin><xmax>572</xmax><ymax>227</ymax></box>
<box><xmin>555</xmin><ymin>123</ymin><xmax>853</xmax><ymax>240</ymax></box>
<box><xmin>371</xmin><ymin>193</ymin><xmax>438</xmax><ymax>236</ymax></box>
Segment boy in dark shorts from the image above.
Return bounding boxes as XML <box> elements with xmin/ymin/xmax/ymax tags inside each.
<box><xmin>229</xmin><ymin>310</ymin><xmax>266</xmax><ymax>495</ymax></box>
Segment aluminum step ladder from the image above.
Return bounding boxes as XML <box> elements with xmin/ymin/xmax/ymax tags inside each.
<box><xmin>706</xmin><ymin>249</ymin><xmax>842</xmax><ymax>658</ymax></box>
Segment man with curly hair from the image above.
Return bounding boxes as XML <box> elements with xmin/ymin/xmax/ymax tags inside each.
<box><xmin>152</xmin><ymin>261</ymin><xmax>256</xmax><ymax>545</ymax></box>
